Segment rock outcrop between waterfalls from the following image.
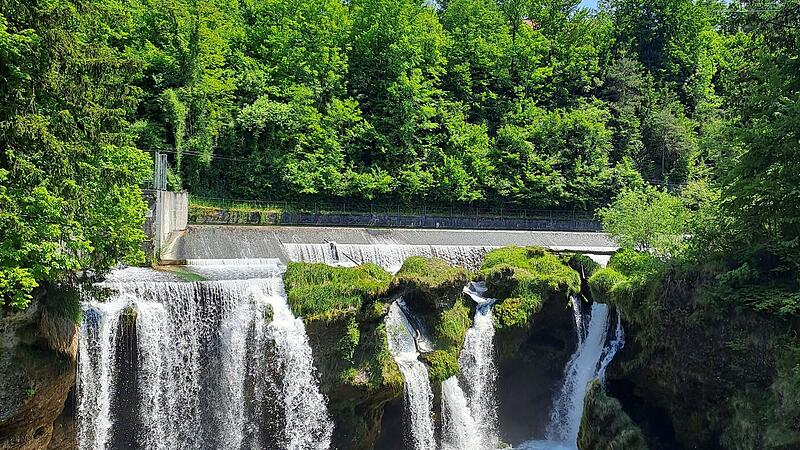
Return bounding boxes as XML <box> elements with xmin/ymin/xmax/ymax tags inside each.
<box><xmin>0</xmin><ymin>289</ymin><xmax>78</xmax><ymax>450</ymax></box>
<box><xmin>285</xmin><ymin>248</ymin><xmax>596</xmax><ymax>449</ymax></box>
<box><xmin>283</xmin><ymin>262</ymin><xmax>403</xmax><ymax>450</ymax></box>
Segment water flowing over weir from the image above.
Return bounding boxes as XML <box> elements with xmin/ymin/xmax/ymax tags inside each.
<box><xmin>283</xmin><ymin>243</ymin><xmax>493</xmax><ymax>272</ymax></box>
<box><xmin>385</xmin><ymin>300</ymin><xmax>436</xmax><ymax>450</ymax></box>
<box><xmin>77</xmin><ymin>261</ymin><xmax>333</xmax><ymax>450</ymax></box>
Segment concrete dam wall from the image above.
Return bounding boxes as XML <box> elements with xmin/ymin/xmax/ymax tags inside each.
<box><xmin>161</xmin><ymin>225</ymin><xmax>617</xmax><ymax>268</ymax></box>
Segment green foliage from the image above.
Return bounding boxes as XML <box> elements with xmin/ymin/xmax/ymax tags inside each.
<box><xmin>589</xmin><ymin>249</ymin><xmax>665</xmax><ymax>306</ymax></box>
<box><xmin>481</xmin><ymin>246</ymin><xmax>580</xmax><ymax>328</ymax></box>
<box><xmin>561</xmin><ymin>253</ymin><xmax>602</xmax><ymax>279</ymax></box>
<box><xmin>578</xmin><ymin>380</ymin><xmax>649</xmax><ymax>450</ymax></box>
<box><xmin>420</xmin><ymin>350</ymin><xmax>460</xmax><ymax>383</ymax></box>
<box><xmin>0</xmin><ymin>0</ymin><xmax>150</xmax><ymax>308</ymax></box>
<box><xmin>283</xmin><ymin>263</ymin><xmax>392</xmax><ymax>318</ymax></box>
<box><xmin>599</xmin><ymin>186</ymin><xmax>690</xmax><ymax>257</ymax></box>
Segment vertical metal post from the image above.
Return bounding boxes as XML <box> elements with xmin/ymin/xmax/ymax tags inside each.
<box><xmin>153</xmin><ymin>151</ymin><xmax>168</xmax><ymax>190</ymax></box>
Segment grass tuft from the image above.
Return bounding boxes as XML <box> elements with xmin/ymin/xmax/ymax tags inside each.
<box><xmin>284</xmin><ymin>262</ymin><xmax>392</xmax><ymax>318</ymax></box>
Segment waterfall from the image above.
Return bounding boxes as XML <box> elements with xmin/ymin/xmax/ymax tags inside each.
<box><xmin>264</xmin><ymin>278</ymin><xmax>334</xmax><ymax>449</ymax></box>
<box><xmin>283</xmin><ymin>243</ymin><xmax>492</xmax><ymax>272</ymax></box>
<box><xmin>77</xmin><ymin>263</ymin><xmax>332</xmax><ymax>450</ymax></box>
<box><xmin>455</xmin><ymin>282</ymin><xmax>498</xmax><ymax>449</ymax></box>
<box><xmin>545</xmin><ymin>302</ymin><xmax>612</xmax><ymax>445</ymax></box>
<box><xmin>77</xmin><ymin>299</ymin><xmax>128</xmax><ymax>450</ymax></box>
<box><xmin>385</xmin><ymin>299</ymin><xmax>436</xmax><ymax>450</ymax></box>
<box><xmin>597</xmin><ymin>309</ymin><xmax>625</xmax><ymax>383</ymax></box>
<box><xmin>441</xmin><ymin>377</ymin><xmax>480</xmax><ymax>450</ymax></box>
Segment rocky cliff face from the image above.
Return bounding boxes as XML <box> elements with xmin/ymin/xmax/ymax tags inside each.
<box><xmin>590</xmin><ymin>251</ymin><xmax>800</xmax><ymax>450</ymax></box>
<box><xmin>578</xmin><ymin>379</ymin><xmax>647</xmax><ymax>450</ymax></box>
<box><xmin>0</xmin><ymin>290</ymin><xmax>78</xmax><ymax>450</ymax></box>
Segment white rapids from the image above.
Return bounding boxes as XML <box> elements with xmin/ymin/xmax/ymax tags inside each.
<box><xmin>76</xmin><ymin>262</ymin><xmax>332</xmax><ymax>450</ymax></box>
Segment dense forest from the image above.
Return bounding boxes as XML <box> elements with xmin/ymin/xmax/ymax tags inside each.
<box><xmin>1</xmin><ymin>0</ymin><xmax>799</xmax><ymax>311</ymax></box>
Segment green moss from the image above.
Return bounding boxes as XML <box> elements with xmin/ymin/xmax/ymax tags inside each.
<box><xmin>415</xmin><ymin>296</ymin><xmax>473</xmax><ymax>381</ymax></box>
<box><xmin>337</xmin><ymin>316</ymin><xmax>361</xmax><ymax>361</ymax></box>
<box><xmin>420</xmin><ymin>350</ymin><xmax>459</xmax><ymax>383</ymax></box>
<box><xmin>578</xmin><ymin>379</ymin><xmax>648</xmax><ymax>450</ymax></box>
<box><xmin>284</xmin><ymin>262</ymin><xmax>392</xmax><ymax>318</ymax></box>
<box><xmin>492</xmin><ymin>294</ymin><xmax>541</xmax><ymax>329</ymax></box>
<box><xmin>156</xmin><ymin>266</ymin><xmax>208</xmax><ymax>282</ymax></box>
<box><xmin>284</xmin><ymin>264</ymin><xmax>401</xmax><ymax>449</ymax></box>
<box><xmin>587</xmin><ymin>267</ymin><xmax>626</xmax><ymax>303</ymax></box>
<box><xmin>480</xmin><ymin>246</ymin><xmax>580</xmax><ymax>329</ymax></box>
<box><xmin>391</xmin><ymin>257</ymin><xmax>474</xmax><ymax>381</ymax></box>
<box><xmin>435</xmin><ymin>297</ymin><xmax>472</xmax><ymax>350</ymax></box>
<box><xmin>394</xmin><ymin>256</ymin><xmax>471</xmax><ymax>311</ymax></box>
<box><xmin>395</xmin><ymin>256</ymin><xmax>471</xmax><ymax>290</ymax></box>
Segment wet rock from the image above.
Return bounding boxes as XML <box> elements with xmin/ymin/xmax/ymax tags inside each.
<box><xmin>0</xmin><ymin>294</ymin><xmax>77</xmax><ymax>450</ymax></box>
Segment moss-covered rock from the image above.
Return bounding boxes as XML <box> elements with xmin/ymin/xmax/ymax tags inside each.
<box><xmin>480</xmin><ymin>246</ymin><xmax>580</xmax><ymax>330</ymax></box>
<box><xmin>420</xmin><ymin>350</ymin><xmax>460</xmax><ymax>383</ymax></box>
<box><xmin>284</xmin><ymin>262</ymin><xmax>392</xmax><ymax>318</ymax></box>
<box><xmin>562</xmin><ymin>253</ymin><xmax>602</xmax><ymax>279</ymax></box>
<box><xmin>589</xmin><ymin>249</ymin><xmax>800</xmax><ymax>450</ymax></box>
<box><xmin>284</xmin><ymin>263</ymin><xmax>401</xmax><ymax>450</ymax></box>
<box><xmin>578</xmin><ymin>380</ymin><xmax>648</xmax><ymax>450</ymax></box>
<box><xmin>393</xmin><ymin>256</ymin><xmax>471</xmax><ymax>311</ymax></box>
<box><xmin>478</xmin><ymin>247</ymin><xmax>583</xmax><ymax>442</ymax></box>
<box><xmin>391</xmin><ymin>257</ymin><xmax>473</xmax><ymax>383</ymax></box>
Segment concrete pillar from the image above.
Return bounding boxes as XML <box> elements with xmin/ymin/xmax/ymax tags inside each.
<box><xmin>142</xmin><ymin>189</ymin><xmax>188</xmax><ymax>262</ymax></box>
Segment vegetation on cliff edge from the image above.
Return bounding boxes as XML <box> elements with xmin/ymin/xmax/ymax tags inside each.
<box><xmin>283</xmin><ymin>262</ymin><xmax>401</xmax><ymax>449</ymax></box>
<box><xmin>284</xmin><ymin>262</ymin><xmax>392</xmax><ymax>318</ymax></box>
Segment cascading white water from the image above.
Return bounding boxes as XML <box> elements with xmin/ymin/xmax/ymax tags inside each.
<box><xmin>570</xmin><ymin>296</ymin><xmax>584</xmax><ymax>346</ymax></box>
<box><xmin>597</xmin><ymin>310</ymin><xmax>625</xmax><ymax>383</ymax></box>
<box><xmin>545</xmin><ymin>302</ymin><xmax>611</xmax><ymax>445</ymax></box>
<box><xmin>455</xmin><ymin>282</ymin><xmax>499</xmax><ymax>449</ymax></box>
<box><xmin>77</xmin><ymin>299</ymin><xmax>128</xmax><ymax>450</ymax></box>
<box><xmin>77</xmin><ymin>263</ymin><xmax>332</xmax><ymax>450</ymax></box>
<box><xmin>264</xmin><ymin>277</ymin><xmax>334</xmax><ymax>449</ymax></box>
<box><xmin>385</xmin><ymin>299</ymin><xmax>436</xmax><ymax>450</ymax></box>
<box><xmin>283</xmin><ymin>243</ymin><xmax>493</xmax><ymax>272</ymax></box>
<box><xmin>441</xmin><ymin>377</ymin><xmax>481</xmax><ymax>450</ymax></box>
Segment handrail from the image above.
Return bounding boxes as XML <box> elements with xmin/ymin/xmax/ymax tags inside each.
<box><xmin>189</xmin><ymin>196</ymin><xmax>600</xmax><ymax>221</ymax></box>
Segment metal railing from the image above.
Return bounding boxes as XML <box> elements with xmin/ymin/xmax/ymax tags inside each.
<box><xmin>189</xmin><ymin>196</ymin><xmax>603</xmax><ymax>231</ymax></box>
<box><xmin>191</xmin><ymin>196</ymin><xmax>598</xmax><ymax>219</ymax></box>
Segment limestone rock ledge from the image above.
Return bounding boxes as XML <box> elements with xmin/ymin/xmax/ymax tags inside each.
<box><xmin>0</xmin><ymin>293</ymin><xmax>77</xmax><ymax>450</ymax></box>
